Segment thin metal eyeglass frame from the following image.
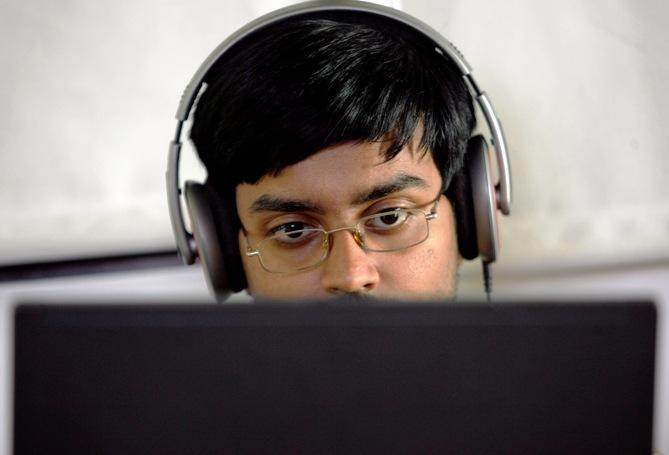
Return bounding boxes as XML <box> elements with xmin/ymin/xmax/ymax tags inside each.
<box><xmin>245</xmin><ymin>196</ymin><xmax>441</xmax><ymax>274</ymax></box>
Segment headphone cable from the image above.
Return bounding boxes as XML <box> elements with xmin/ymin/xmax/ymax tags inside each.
<box><xmin>482</xmin><ymin>260</ymin><xmax>492</xmax><ymax>303</ymax></box>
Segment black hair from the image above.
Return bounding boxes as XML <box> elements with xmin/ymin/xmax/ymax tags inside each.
<box><xmin>190</xmin><ymin>15</ymin><xmax>475</xmax><ymax>197</ymax></box>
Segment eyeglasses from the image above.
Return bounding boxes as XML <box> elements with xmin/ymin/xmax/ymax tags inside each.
<box><xmin>245</xmin><ymin>197</ymin><xmax>440</xmax><ymax>274</ymax></box>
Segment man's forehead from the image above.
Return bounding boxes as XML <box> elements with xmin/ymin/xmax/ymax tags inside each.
<box><xmin>278</xmin><ymin>133</ymin><xmax>433</xmax><ymax>173</ymax></box>
<box><xmin>281</xmin><ymin>140</ymin><xmax>433</xmax><ymax>179</ymax></box>
<box><xmin>245</xmin><ymin>172</ymin><xmax>432</xmax><ymax>214</ymax></box>
<box><xmin>235</xmin><ymin>139</ymin><xmax>441</xmax><ymax>211</ymax></box>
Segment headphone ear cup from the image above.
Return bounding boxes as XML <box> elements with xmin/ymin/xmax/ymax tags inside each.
<box><xmin>184</xmin><ymin>181</ymin><xmax>247</xmax><ymax>301</ymax></box>
<box><xmin>447</xmin><ymin>161</ymin><xmax>479</xmax><ymax>260</ymax></box>
<box><xmin>467</xmin><ymin>135</ymin><xmax>500</xmax><ymax>263</ymax></box>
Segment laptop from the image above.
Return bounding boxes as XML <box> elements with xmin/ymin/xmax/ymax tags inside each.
<box><xmin>14</xmin><ymin>300</ymin><xmax>656</xmax><ymax>454</ymax></box>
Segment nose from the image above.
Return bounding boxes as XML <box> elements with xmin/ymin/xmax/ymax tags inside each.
<box><xmin>320</xmin><ymin>229</ymin><xmax>379</xmax><ymax>295</ymax></box>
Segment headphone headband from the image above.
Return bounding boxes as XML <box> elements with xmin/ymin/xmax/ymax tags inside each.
<box><xmin>167</xmin><ymin>0</ymin><xmax>511</xmax><ymax>269</ymax></box>
<box><xmin>175</xmin><ymin>1</ymin><xmax>473</xmax><ymax>124</ymax></box>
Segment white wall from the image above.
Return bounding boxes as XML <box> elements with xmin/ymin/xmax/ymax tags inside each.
<box><xmin>2</xmin><ymin>0</ymin><xmax>668</xmax><ymax>268</ymax></box>
<box><xmin>402</xmin><ymin>0</ymin><xmax>669</xmax><ymax>271</ymax></box>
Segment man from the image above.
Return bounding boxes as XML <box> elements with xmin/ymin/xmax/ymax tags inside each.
<box><xmin>187</xmin><ymin>12</ymin><xmax>478</xmax><ymax>300</ymax></box>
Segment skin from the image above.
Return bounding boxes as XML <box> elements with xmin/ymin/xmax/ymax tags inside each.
<box><xmin>236</xmin><ymin>137</ymin><xmax>461</xmax><ymax>300</ymax></box>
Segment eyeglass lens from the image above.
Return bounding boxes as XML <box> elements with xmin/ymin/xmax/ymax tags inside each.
<box><xmin>256</xmin><ymin>208</ymin><xmax>431</xmax><ymax>273</ymax></box>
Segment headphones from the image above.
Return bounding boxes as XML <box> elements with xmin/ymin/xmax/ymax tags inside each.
<box><xmin>167</xmin><ymin>0</ymin><xmax>512</xmax><ymax>301</ymax></box>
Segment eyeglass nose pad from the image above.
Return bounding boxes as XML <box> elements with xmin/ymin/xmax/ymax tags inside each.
<box><xmin>352</xmin><ymin>229</ymin><xmax>365</xmax><ymax>247</ymax></box>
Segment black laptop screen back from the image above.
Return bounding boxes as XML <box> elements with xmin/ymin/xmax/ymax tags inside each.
<box><xmin>14</xmin><ymin>302</ymin><xmax>655</xmax><ymax>454</ymax></box>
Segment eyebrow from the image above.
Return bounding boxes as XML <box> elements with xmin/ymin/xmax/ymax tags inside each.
<box><xmin>249</xmin><ymin>195</ymin><xmax>325</xmax><ymax>214</ymax></box>
<box><xmin>248</xmin><ymin>172</ymin><xmax>429</xmax><ymax>215</ymax></box>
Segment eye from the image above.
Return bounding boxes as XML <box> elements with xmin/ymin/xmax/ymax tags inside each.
<box><xmin>269</xmin><ymin>222</ymin><xmax>321</xmax><ymax>245</ymax></box>
<box><xmin>365</xmin><ymin>209</ymin><xmax>410</xmax><ymax>231</ymax></box>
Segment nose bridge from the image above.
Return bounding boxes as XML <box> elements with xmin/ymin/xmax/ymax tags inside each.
<box><xmin>321</xmin><ymin>223</ymin><xmax>378</xmax><ymax>294</ymax></box>
<box><xmin>326</xmin><ymin>224</ymin><xmax>364</xmax><ymax>249</ymax></box>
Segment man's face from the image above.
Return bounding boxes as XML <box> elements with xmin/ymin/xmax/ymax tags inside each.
<box><xmin>235</xmin><ymin>138</ymin><xmax>460</xmax><ymax>300</ymax></box>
